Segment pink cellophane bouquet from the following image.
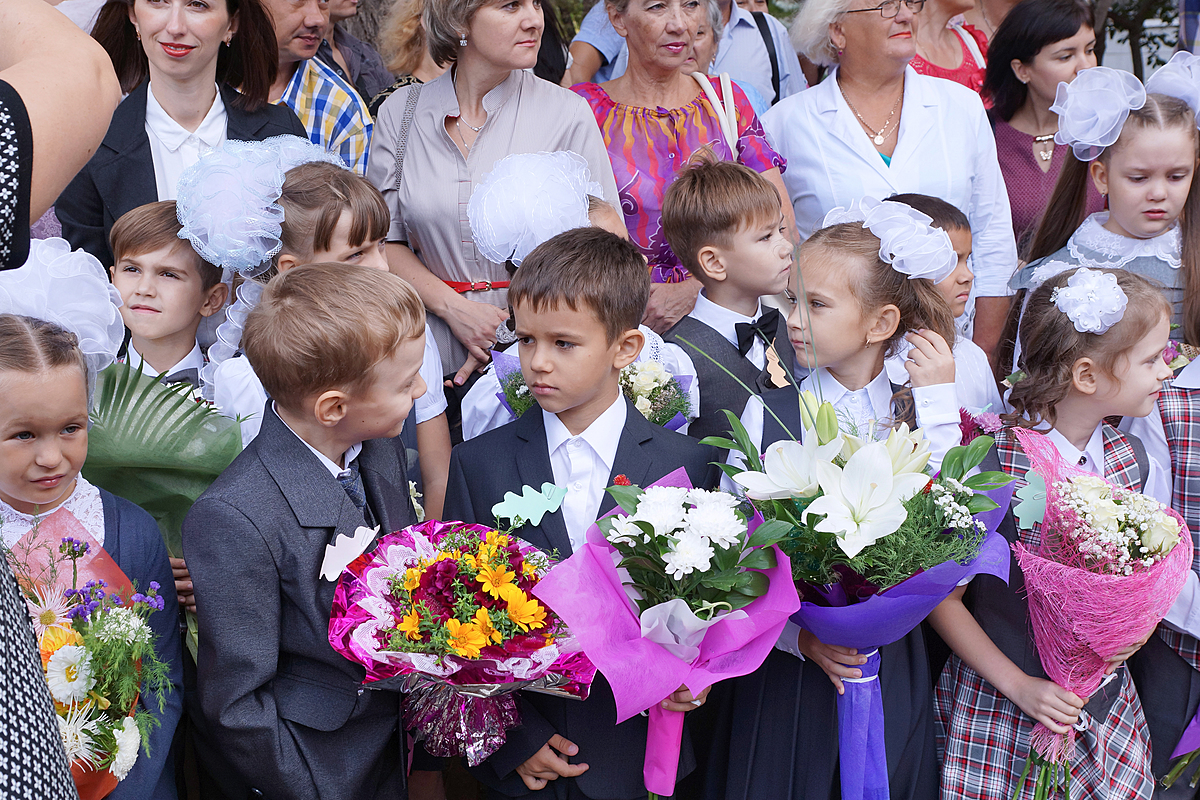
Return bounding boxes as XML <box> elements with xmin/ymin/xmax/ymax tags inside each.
<box><xmin>532</xmin><ymin>467</ymin><xmax>800</xmax><ymax>796</ymax></box>
<box><xmin>328</xmin><ymin>520</ymin><xmax>595</xmax><ymax>766</ymax></box>
<box><xmin>1010</xmin><ymin>427</ymin><xmax>1194</xmax><ymax>796</ymax></box>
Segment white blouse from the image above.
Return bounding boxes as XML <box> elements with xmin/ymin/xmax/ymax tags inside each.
<box><xmin>145</xmin><ymin>83</ymin><xmax>227</xmax><ymax>201</ymax></box>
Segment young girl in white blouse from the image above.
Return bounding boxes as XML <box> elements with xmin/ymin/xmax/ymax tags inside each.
<box><xmin>721</xmin><ymin>199</ymin><xmax>960</xmax><ymax>800</ymax></box>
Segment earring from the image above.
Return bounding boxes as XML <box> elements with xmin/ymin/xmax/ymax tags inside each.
<box><xmin>135</xmin><ymin>28</ymin><xmax>141</xmax><ymax>40</ymax></box>
<box><xmin>459</xmin><ymin>33</ymin><xmax>468</xmax><ymax>46</ymax></box>
<box><xmin>837</xmin><ymin>49</ymin><xmax>844</xmax><ymax>56</ymax></box>
<box><xmin>224</xmin><ymin>34</ymin><xmax>233</xmax><ymax>45</ymax></box>
<box><xmin>864</xmin><ymin>337</ymin><xmax>871</xmax><ymax>348</ymax></box>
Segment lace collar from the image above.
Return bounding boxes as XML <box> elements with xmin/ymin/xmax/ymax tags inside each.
<box><xmin>1067</xmin><ymin>212</ymin><xmax>1181</xmax><ymax>270</ymax></box>
<box><xmin>0</xmin><ymin>476</ymin><xmax>105</xmax><ymax>550</ymax></box>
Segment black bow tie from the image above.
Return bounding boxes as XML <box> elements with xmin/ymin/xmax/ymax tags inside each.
<box><xmin>162</xmin><ymin>367</ymin><xmax>200</xmax><ymax>388</ymax></box>
<box><xmin>734</xmin><ymin>307</ymin><xmax>781</xmax><ymax>357</ymax></box>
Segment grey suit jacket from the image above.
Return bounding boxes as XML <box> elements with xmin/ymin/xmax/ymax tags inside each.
<box><xmin>444</xmin><ymin>399</ymin><xmax>720</xmax><ymax>799</ymax></box>
<box><xmin>183</xmin><ymin>403</ymin><xmax>415</xmax><ymax>800</ymax></box>
<box><xmin>56</xmin><ymin>82</ymin><xmax>305</xmax><ymax>267</ymax></box>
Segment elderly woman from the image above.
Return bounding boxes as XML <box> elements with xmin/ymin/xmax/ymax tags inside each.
<box><xmin>572</xmin><ymin>0</ymin><xmax>793</xmax><ymax>333</ymax></box>
<box><xmin>367</xmin><ymin>0</ymin><xmax>619</xmax><ymax>387</ymax></box>
<box><xmin>982</xmin><ymin>0</ymin><xmax>1100</xmax><ymax>255</ymax></box>
<box><xmin>762</xmin><ymin>0</ymin><xmax>1016</xmax><ymax>359</ymax></box>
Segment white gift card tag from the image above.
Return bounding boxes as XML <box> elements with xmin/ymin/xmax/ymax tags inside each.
<box><xmin>320</xmin><ymin>525</ymin><xmax>379</xmax><ymax>581</ymax></box>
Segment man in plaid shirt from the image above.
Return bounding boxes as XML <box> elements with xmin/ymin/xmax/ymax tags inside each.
<box><xmin>263</xmin><ymin>0</ymin><xmax>372</xmax><ymax>174</ymax></box>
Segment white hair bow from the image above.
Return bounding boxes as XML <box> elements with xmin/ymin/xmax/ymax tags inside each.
<box><xmin>822</xmin><ymin>198</ymin><xmax>957</xmax><ymax>283</ymax></box>
<box><xmin>1049</xmin><ymin>268</ymin><xmax>1128</xmax><ymax>334</ymax></box>
<box><xmin>1146</xmin><ymin>51</ymin><xmax>1200</xmax><ymax>127</ymax></box>
<box><xmin>1051</xmin><ymin>67</ymin><xmax>1147</xmax><ymax>161</ymax></box>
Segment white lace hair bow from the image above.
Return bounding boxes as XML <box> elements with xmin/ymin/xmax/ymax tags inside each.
<box><xmin>1146</xmin><ymin>51</ymin><xmax>1200</xmax><ymax>127</ymax></box>
<box><xmin>1051</xmin><ymin>67</ymin><xmax>1147</xmax><ymax>161</ymax></box>
<box><xmin>468</xmin><ymin>151</ymin><xmax>603</xmax><ymax>267</ymax></box>
<box><xmin>821</xmin><ymin>198</ymin><xmax>957</xmax><ymax>283</ymax></box>
<box><xmin>175</xmin><ymin>135</ymin><xmax>348</xmax><ymax>278</ymax></box>
<box><xmin>1049</xmin><ymin>267</ymin><xmax>1128</xmax><ymax>334</ymax></box>
<box><xmin>0</xmin><ymin>238</ymin><xmax>124</xmax><ymax>402</ymax></box>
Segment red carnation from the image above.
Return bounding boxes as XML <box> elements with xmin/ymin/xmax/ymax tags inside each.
<box><xmin>613</xmin><ymin>475</ymin><xmax>631</xmax><ymax>486</ymax></box>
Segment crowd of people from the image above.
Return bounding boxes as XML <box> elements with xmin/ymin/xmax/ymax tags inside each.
<box><xmin>1</xmin><ymin>0</ymin><xmax>1199</xmax><ymax>797</ymax></box>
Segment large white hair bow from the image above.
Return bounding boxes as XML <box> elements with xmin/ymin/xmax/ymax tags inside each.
<box><xmin>1052</xmin><ymin>67</ymin><xmax>1147</xmax><ymax>161</ymax></box>
<box><xmin>821</xmin><ymin>198</ymin><xmax>957</xmax><ymax>283</ymax></box>
<box><xmin>468</xmin><ymin>151</ymin><xmax>603</xmax><ymax>267</ymax></box>
<box><xmin>1049</xmin><ymin>267</ymin><xmax>1128</xmax><ymax>334</ymax></box>
<box><xmin>175</xmin><ymin>135</ymin><xmax>348</xmax><ymax>278</ymax></box>
<box><xmin>1146</xmin><ymin>51</ymin><xmax>1200</xmax><ymax>127</ymax></box>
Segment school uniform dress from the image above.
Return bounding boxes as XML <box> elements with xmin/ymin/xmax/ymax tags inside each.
<box><xmin>1125</xmin><ymin>359</ymin><xmax>1200</xmax><ymax>794</ymax></box>
<box><xmin>936</xmin><ymin>424</ymin><xmax>1158</xmax><ymax>800</ymax></box>
<box><xmin>663</xmin><ymin>293</ymin><xmax>795</xmax><ymax>441</ymax></box>
<box><xmin>0</xmin><ymin>476</ymin><xmax>183</xmax><ymax>800</ymax></box>
<box><xmin>444</xmin><ymin>395</ymin><xmax>721</xmax><ymax>799</ymax></box>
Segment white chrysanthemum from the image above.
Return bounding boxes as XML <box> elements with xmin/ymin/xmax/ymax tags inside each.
<box><xmin>684</xmin><ymin>505</ymin><xmax>745</xmax><ymax>549</ymax></box>
<box><xmin>47</xmin><ymin>645</ymin><xmax>94</xmax><ymax>704</ymax></box>
<box><xmin>109</xmin><ymin>717</ymin><xmax>141</xmax><ymax>780</ymax></box>
<box><xmin>631</xmin><ymin>486</ymin><xmax>690</xmax><ymax>534</ymax></box>
<box><xmin>662</xmin><ymin>533</ymin><xmax>715</xmax><ymax>580</ymax></box>
<box><xmin>57</xmin><ymin>706</ymin><xmax>99</xmax><ymax>766</ymax></box>
<box><xmin>95</xmin><ymin>607</ymin><xmax>152</xmax><ymax>646</ymax></box>
<box><xmin>686</xmin><ymin>489</ymin><xmax>739</xmax><ymax>511</ymax></box>
<box><xmin>607</xmin><ymin>516</ymin><xmax>643</xmax><ymax>546</ymax></box>
<box><xmin>26</xmin><ymin>585</ymin><xmax>72</xmax><ymax>638</ymax></box>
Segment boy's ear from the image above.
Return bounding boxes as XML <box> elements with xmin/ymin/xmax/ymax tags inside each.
<box><xmin>277</xmin><ymin>253</ymin><xmax>302</xmax><ymax>274</ymax></box>
<box><xmin>869</xmin><ymin>304</ymin><xmax>901</xmax><ymax>344</ymax></box>
<box><xmin>1071</xmin><ymin>357</ymin><xmax>1099</xmax><ymax>395</ymax></box>
<box><xmin>200</xmin><ymin>282</ymin><xmax>230</xmax><ymax>317</ymax></box>
<box><xmin>695</xmin><ymin>245</ymin><xmax>726</xmax><ymax>284</ymax></box>
<box><xmin>613</xmin><ymin>327</ymin><xmax>645</xmax><ymax>371</ymax></box>
<box><xmin>313</xmin><ymin>389</ymin><xmax>351</xmax><ymax>427</ymax></box>
<box><xmin>1089</xmin><ymin>160</ymin><xmax>1109</xmax><ymax>197</ymax></box>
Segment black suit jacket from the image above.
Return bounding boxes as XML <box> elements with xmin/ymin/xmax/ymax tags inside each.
<box><xmin>444</xmin><ymin>399</ymin><xmax>721</xmax><ymax>799</ymax></box>
<box><xmin>56</xmin><ymin>83</ymin><xmax>305</xmax><ymax>266</ymax></box>
<box><xmin>182</xmin><ymin>404</ymin><xmax>416</xmax><ymax>800</ymax></box>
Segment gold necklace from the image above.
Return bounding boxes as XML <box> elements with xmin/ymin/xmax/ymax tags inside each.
<box><xmin>840</xmin><ymin>85</ymin><xmax>903</xmax><ymax>147</ymax></box>
<box><xmin>1033</xmin><ymin>133</ymin><xmax>1055</xmax><ymax>162</ymax></box>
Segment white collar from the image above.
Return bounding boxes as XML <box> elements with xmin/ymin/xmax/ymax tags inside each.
<box><xmin>724</xmin><ymin>2</ymin><xmax>755</xmax><ymax>34</ymax></box>
<box><xmin>128</xmin><ymin>341</ymin><xmax>205</xmax><ymax>377</ymax></box>
<box><xmin>1044</xmin><ymin>424</ymin><xmax>1107</xmax><ymax>474</ymax></box>
<box><xmin>145</xmin><ymin>82</ymin><xmax>227</xmax><ymax>152</ymax></box>
<box><xmin>689</xmin><ymin>292</ymin><xmax>763</xmax><ymax>348</ymax></box>
<box><xmin>543</xmin><ymin>394</ymin><xmax>627</xmax><ymax>473</ymax></box>
<box><xmin>1068</xmin><ymin>212</ymin><xmax>1181</xmax><ymax>270</ymax></box>
<box><xmin>799</xmin><ymin>367</ymin><xmax>894</xmax><ymax>425</ymax></box>
<box><xmin>1174</xmin><ymin>356</ymin><xmax>1200</xmax><ymax>389</ymax></box>
<box><xmin>272</xmin><ymin>402</ymin><xmax>364</xmax><ymax>479</ymax></box>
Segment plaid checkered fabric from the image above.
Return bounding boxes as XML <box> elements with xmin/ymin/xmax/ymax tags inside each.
<box><xmin>278</xmin><ymin>58</ymin><xmax>373</xmax><ymax>175</ymax></box>
<box><xmin>935</xmin><ymin>425</ymin><xmax>1155</xmax><ymax>799</ymax></box>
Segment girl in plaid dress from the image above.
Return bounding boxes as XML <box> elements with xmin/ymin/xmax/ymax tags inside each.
<box><xmin>931</xmin><ymin>267</ymin><xmax>1173</xmax><ymax>799</ymax></box>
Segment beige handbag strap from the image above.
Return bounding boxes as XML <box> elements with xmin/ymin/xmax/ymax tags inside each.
<box><xmin>692</xmin><ymin>72</ymin><xmax>738</xmax><ymax>156</ymax></box>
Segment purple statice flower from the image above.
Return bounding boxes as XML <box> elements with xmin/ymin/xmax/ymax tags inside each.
<box><xmin>149</xmin><ymin>581</ymin><xmax>160</xmax><ymax>592</ymax></box>
<box><xmin>59</xmin><ymin>537</ymin><xmax>90</xmax><ymax>559</ymax></box>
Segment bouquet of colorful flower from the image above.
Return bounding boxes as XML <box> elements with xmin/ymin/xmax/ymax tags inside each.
<box><xmin>533</xmin><ymin>468</ymin><xmax>800</xmax><ymax>796</ymax></box>
<box><xmin>713</xmin><ymin>392</ymin><xmax>1016</xmax><ymax>800</ymax></box>
<box><xmin>493</xmin><ymin>349</ymin><xmax>692</xmax><ymax>429</ymax></box>
<box><xmin>6</xmin><ymin>532</ymin><xmax>170</xmax><ymax>800</ymax></box>
<box><xmin>1006</xmin><ymin>427</ymin><xmax>1193</xmax><ymax>799</ymax></box>
<box><xmin>328</xmin><ymin>520</ymin><xmax>595</xmax><ymax>766</ymax></box>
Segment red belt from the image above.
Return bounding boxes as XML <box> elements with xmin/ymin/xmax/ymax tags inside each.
<box><xmin>444</xmin><ymin>280</ymin><xmax>510</xmax><ymax>293</ymax></box>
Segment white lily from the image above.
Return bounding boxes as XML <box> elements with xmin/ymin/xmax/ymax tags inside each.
<box><xmin>802</xmin><ymin>442</ymin><xmax>931</xmax><ymax>557</ymax></box>
<box><xmin>883</xmin><ymin>423</ymin><xmax>931</xmax><ymax>476</ymax></box>
<box><xmin>734</xmin><ymin>436</ymin><xmax>844</xmax><ymax>500</ymax></box>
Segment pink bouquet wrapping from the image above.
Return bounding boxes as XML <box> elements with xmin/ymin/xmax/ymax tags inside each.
<box><xmin>328</xmin><ymin>520</ymin><xmax>595</xmax><ymax>766</ymax></box>
<box><xmin>532</xmin><ymin>468</ymin><xmax>800</xmax><ymax>796</ymax></box>
<box><xmin>1010</xmin><ymin>428</ymin><xmax>1194</xmax><ymax>795</ymax></box>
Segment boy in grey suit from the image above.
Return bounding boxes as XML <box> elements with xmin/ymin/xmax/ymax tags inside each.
<box><xmin>445</xmin><ymin>228</ymin><xmax>722</xmax><ymax>799</ymax></box>
<box><xmin>183</xmin><ymin>264</ymin><xmax>428</xmax><ymax>800</ymax></box>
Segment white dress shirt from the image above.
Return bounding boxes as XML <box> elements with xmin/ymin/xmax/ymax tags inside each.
<box><xmin>544</xmin><ymin>395</ymin><xmax>627</xmax><ymax>554</ymax></box>
<box><xmin>762</xmin><ymin>68</ymin><xmax>1018</xmax><ymax>312</ymax></box>
<box><xmin>885</xmin><ymin>336</ymin><xmax>1003</xmax><ymax>415</ymax></box>
<box><xmin>274</xmin><ymin>401</ymin><xmax>363</xmax><ymax>478</ymax></box>
<box><xmin>127</xmin><ymin>341</ymin><xmax>206</xmax><ymax>379</ymax></box>
<box><xmin>1123</xmin><ymin>359</ymin><xmax>1200</xmax><ymax>639</ymax></box>
<box><xmin>689</xmin><ymin>292</ymin><xmax>768</xmax><ymax>370</ymax></box>
<box><xmin>145</xmin><ymin>83</ymin><xmax>227</xmax><ymax>201</ymax></box>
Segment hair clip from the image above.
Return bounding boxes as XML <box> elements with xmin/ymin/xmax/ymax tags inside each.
<box><xmin>1051</xmin><ymin>67</ymin><xmax>1147</xmax><ymax>161</ymax></box>
<box><xmin>1146</xmin><ymin>52</ymin><xmax>1200</xmax><ymax>128</ymax></box>
<box><xmin>1049</xmin><ymin>268</ymin><xmax>1128</xmax><ymax>334</ymax></box>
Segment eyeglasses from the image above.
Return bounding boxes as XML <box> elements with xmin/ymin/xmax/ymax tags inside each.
<box><xmin>844</xmin><ymin>0</ymin><xmax>925</xmax><ymax>18</ymax></box>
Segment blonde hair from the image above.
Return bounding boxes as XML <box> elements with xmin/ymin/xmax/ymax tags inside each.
<box><xmin>379</xmin><ymin>0</ymin><xmax>430</xmax><ymax>75</ymax></box>
<box><xmin>790</xmin><ymin>0</ymin><xmax>855</xmax><ymax>66</ymax></box>
<box><xmin>242</xmin><ymin>264</ymin><xmax>426</xmax><ymax>412</ymax></box>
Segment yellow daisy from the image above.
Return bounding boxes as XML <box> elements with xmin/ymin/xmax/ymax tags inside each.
<box><xmin>445</xmin><ymin>619</ymin><xmax>487</xmax><ymax>659</ymax></box>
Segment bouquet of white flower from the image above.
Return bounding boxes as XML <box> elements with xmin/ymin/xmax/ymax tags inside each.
<box><xmin>1054</xmin><ymin>474</ymin><xmax>1181</xmax><ymax>574</ymax></box>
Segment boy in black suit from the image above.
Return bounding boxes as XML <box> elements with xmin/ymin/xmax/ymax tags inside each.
<box><xmin>182</xmin><ymin>264</ymin><xmax>426</xmax><ymax>800</ymax></box>
<box><xmin>661</xmin><ymin>158</ymin><xmax>796</xmax><ymax>441</ymax></box>
<box><xmin>445</xmin><ymin>227</ymin><xmax>721</xmax><ymax>799</ymax></box>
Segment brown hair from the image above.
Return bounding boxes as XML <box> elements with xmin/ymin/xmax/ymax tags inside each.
<box><xmin>0</xmin><ymin>316</ymin><xmax>87</xmax><ymax>382</ymax></box>
<box><xmin>661</xmin><ymin>155</ymin><xmax>782</xmax><ymax>281</ymax></box>
<box><xmin>887</xmin><ymin>193</ymin><xmax>971</xmax><ymax>233</ymax></box>
<box><xmin>242</xmin><ymin>263</ymin><xmax>425</xmax><ymax>412</ymax></box>
<box><xmin>380</xmin><ymin>0</ymin><xmax>430</xmax><ymax>74</ymax></box>
<box><xmin>509</xmin><ymin>227</ymin><xmax>650</xmax><ymax>344</ymax></box>
<box><xmin>1005</xmin><ymin>267</ymin><xmax>1170</xmax><ymax>428</ymax></box>
<box><xmin>424</xmin><ymin>0</ymin><xmax>491</xmax><ymax>66</ymax></box>
<box><xmin>1027</xmin><ymin>94</ymin><xmax>1200</xmax><ymax>342</ymax></box>
<box><xmin>110</xmin><ymin>201</ymin><xmax>223</xmax><ymax>290</ymax></box>
<box><xmin>92</xmin><ymin>0</ymin><xmax>278</xmax><ymax>111</ymax></box>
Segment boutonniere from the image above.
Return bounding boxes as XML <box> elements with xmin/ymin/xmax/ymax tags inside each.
<box><xmin>492</xmin><ymin>483</ymin><xmax>568</xmax><ymax>529</ymax></box>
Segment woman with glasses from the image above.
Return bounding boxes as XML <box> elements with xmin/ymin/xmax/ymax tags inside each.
<box><xmin>762</xmin><ymin>0</ymin><xmax>1016</xmax><ymax>362</ymax></box>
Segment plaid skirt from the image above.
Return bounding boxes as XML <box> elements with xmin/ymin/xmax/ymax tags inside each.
<box><xmin>935</xmin><ymin>654</ymin><xmax>1154</xmax><ymax>799</ymax></box>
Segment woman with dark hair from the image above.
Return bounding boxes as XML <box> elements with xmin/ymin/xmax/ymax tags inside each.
<box><xmin>56</xmin><ymin>0</ymin><xmax>306</xmax><ymax>266</ymax></box>
<box><xmin>982</xmin><ymin>0</ymin><xmax>1101</xmax><ymax>253</ymax></box>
